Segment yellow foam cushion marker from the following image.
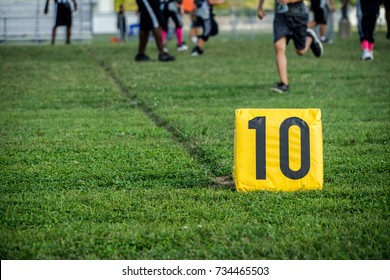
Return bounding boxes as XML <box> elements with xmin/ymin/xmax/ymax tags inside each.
<box><xmin>233</xmin><ymin>109</ymin><xmax>323</xmax><ymax>192</ymax></box>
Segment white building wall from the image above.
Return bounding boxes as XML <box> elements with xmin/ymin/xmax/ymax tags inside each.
<box><xmin>92</xmin><ymin>13</ymin><xmax>139</xmax><ymax>34</ymax></box>
<box><xmin>94</xmin><ymin>0</ymin><xmax>114</xmax><ymax>13</ymax></box>
<box><xmin>92</xmin><ymin>0</ymin><xmax>117</xmax><ymax>34</ymax></box>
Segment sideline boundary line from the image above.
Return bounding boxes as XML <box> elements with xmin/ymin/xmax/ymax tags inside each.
<box><xmin>82</xmin><ymin>46</ymin><xmax>234</xmax><ymax>190</ymax></box>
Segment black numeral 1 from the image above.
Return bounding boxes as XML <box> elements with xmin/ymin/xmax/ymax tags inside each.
<box><xmin>248</xmin><ymin>117</ymin><xmax>266</xmax><ymax>179</ymax></box>
<box><xmin>249</xmin><ymin>116</ymin><xmax>310</xmax><ymax>180</ymax></box>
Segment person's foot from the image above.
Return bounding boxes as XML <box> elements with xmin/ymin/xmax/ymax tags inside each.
<box><xmin>307</xmin><ymin>29</ymin><xmax>323</xmax><ymax>57</ymax></box>
<box><xmin>361</xmin><ymin>49</ymin><xmax>373</xmax><ymax>61</ymax></box>
<box><xmin>158</xmin><ymin>52</ymin><xmax>175</xmax><ymax>62</ymax></box>
<box><xmin>191</xmin><ymin>46</ymin><xmax>204</xmax><ymax>56</ymax></box>
<box><xmin>321</xmin><ymin>37</ymin><xmax>333</xmax><ymax>45</ymax></box>
<box><xmin>177</xmin><ymin>42</ymin><xmax>189</xmax><ymax>51</ymax></box>
<box><xmin>386</xmin><ymin>32</ymin><xmax>390</xmax><ymax>40</ymax></box>
<box><xmin>134</xmin><ymin>53</ymin><xmax>151</xmax><ymax>62</ymax></box>
<box><xmin>271</xmin><ymin>82</ymin><xmax>289</xmax><ymax>94</ymax></box>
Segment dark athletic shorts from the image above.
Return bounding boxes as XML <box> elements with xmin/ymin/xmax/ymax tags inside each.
<box><xmin>55</xmin><ymin>3</ymin><xmax>72</xmax><ymax>27</ymax></box>
<box><xmin>312</xmin><ymin>6</ymin><xmax>328</xmax><ymax>24</ymax></box>
<box><xmin>273</xmin><ymin>12</ymin><xmax>308</xmax><ymax>51</ymax></box>
<box><xmin>360</xmin><ymin>0</ymin><xmax>381</xmax><ymax>15</ymax></box>
<box><xmin>161</xmin><ymin>6</ymin><xmax>183</xmax><ymax>31</ymax></box>
<box><xmin>384</xmin><ymin>0</ymin><xmax>390</xmax><ymax>10</ymax></box>
<box><xmin>136</xmin><ymin>0</ymin><xmax>164</xmax><ymax>31</ymax></box>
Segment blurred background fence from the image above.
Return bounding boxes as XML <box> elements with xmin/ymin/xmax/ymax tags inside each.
<box><xmin>0</xmin><ymin>0</ymin><xmax>93</xmax><ymax>44</ymax></box>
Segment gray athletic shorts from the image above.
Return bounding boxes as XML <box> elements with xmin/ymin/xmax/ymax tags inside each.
<box><xmin>273</xmin><ymin>12</ymin><xmax>308</xmax><ymax>51</ymax></box>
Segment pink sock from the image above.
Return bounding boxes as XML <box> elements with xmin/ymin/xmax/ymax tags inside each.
<box><xmin>368</xmin><ymin>42</ymin><xmax>374</xmax><ymax>51</ymax></box>
<box><xmin>176</xmin><ymin>28</ymin><xmax>183</xmax><ymax>45</ymax></box>
<box><xmin>162</xmin><ymin>30</ymin><xmax>167</xmax><ymax>45</ymax></box>
<box><xmin>361</xmin><ymin>40</ymin><xmax>369</xmax><ymax>50</ymax></box>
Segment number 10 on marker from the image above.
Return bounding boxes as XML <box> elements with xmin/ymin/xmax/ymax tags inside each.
<box><xmin>233</xmin><ymin>109</ymin><xmax>323</xmax><ymax>192</ymax></box>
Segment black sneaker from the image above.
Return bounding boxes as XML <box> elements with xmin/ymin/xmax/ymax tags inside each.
<box><xmin>134</xmin><ymin>53</ymin><xmax>151</xmax><ymax>62</ymax></box>
<box><xmin>271</xmin><ymin>82</ymin><xmax>289</xmax><ymax>94</ymax></box>
<box><xmin>307</xmin><ymin>29</ymin><xmax>323</xmax><ymax>57</ymax></box>
<box><xmin>158</xmin><ymin>52</ymin><xmax>175</xmax><ymax>62</ymax></box>
<box><xmin>191</xmin><ymin>46</ymin><xmax>204</xmax><ymax>56</ymax></box>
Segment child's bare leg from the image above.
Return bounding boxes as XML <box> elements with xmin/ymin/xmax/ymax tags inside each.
<box><xmin>66</xmin><ymin>26</ymin><xmax>71</xmax><ymax>44</ymax></box>
<box><xmin>151</xmin><ymin>27</ymin><xmax>164</xmax><ymax>54</ymax></box>
<box><xmin>307</xmin><ymin>20</ymin><xmax>317</xmax><ymax>29</ymax></box>
<box><xmin>196</xmin><ymin>38</ymin><xmax>205</xmax><ymax>49</ymax></box>
<box><xmin>51</xmin><ymin>27</ymin><xmax>57</xmax><ymax>45</ymax></box>
<box><xmin>296</xmin><ymin>35</ymin><xmax>313</xmax><ymax>55</ymax></box>
<box><xmin>320</xmin><ymin>23</ymin><xmax>326</xmax><ymax>40</ymax></box>
<box><xmin>274</xmin><ymin>37</ymin><xmax>288</xmax><ymax>85</ymax></box>
<box><xmin>138</xmin><ymin>30</ymin><xmax>150</xmax><ymax>55</ymax></box>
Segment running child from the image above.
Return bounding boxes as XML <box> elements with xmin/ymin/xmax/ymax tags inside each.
<box><xmin>191</xmin><ymin>0</ymin><xmax>224</xmax><ymax>56</ymax></box>
<box><xmin>257</xmin><ymin>0</ymin><xmax>323</xmax><ymax>93</ymax></box>
<box><xmin>160</xmin><ymin>0</ymin><xmax>189</xmax><ymax>51</ymax></box>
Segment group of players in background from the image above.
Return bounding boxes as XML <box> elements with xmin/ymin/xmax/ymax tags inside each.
<box><xmin>133</xmin><ymin>0</ymin><xmax>224</xmax><ymax>61</ymax></box>
<box><xmin>44</xmin><ymin>0</ymin><xmax>390</xmax><ymax>92</ymax></box>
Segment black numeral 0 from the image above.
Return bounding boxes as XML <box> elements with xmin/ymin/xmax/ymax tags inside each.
<box><xmin>248</xmin><ymin>116</ymin><xmax>310</xmax><ymax>180</ymax></box>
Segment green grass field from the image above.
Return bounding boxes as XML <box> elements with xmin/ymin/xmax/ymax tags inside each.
<box><xmin>0</xmin><ymin>32</ymin><xmax>389</xmax><ymax>259</ymax></box>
